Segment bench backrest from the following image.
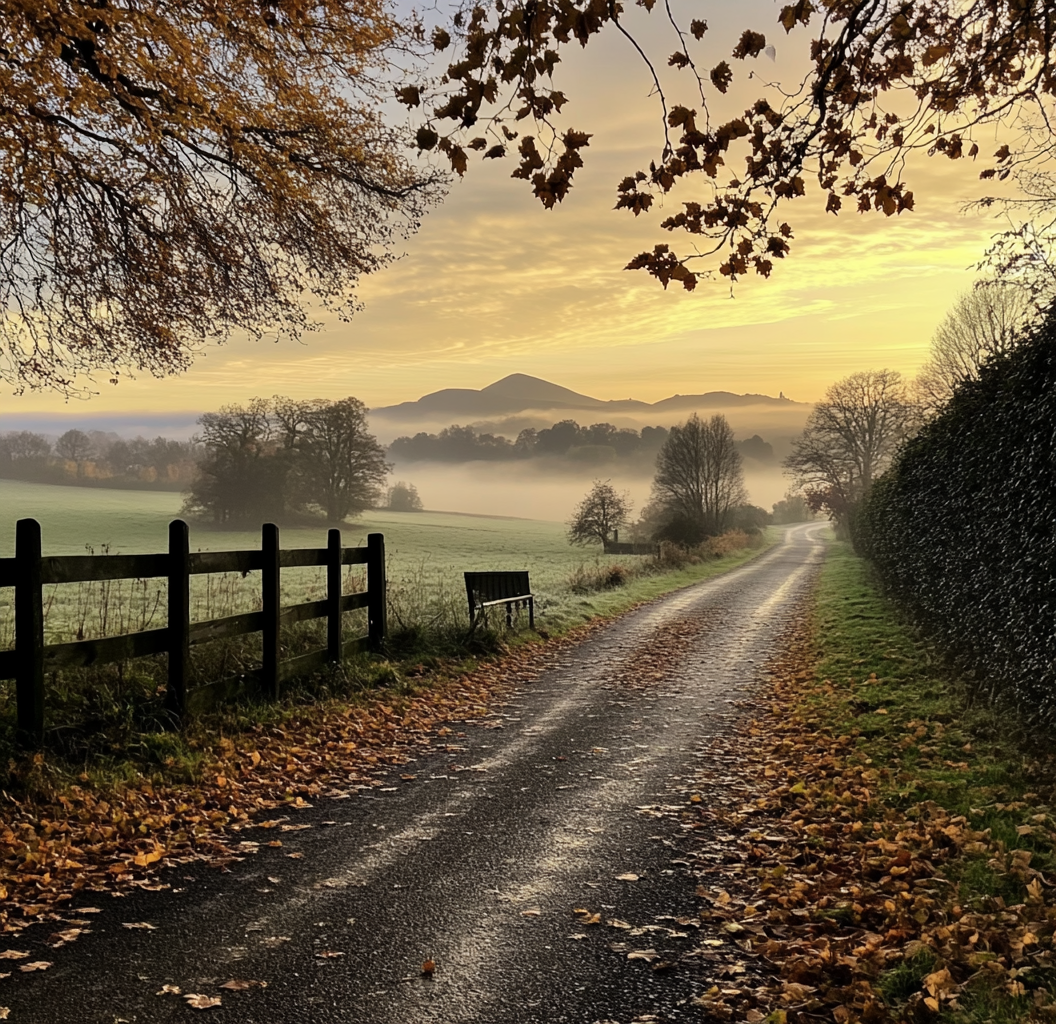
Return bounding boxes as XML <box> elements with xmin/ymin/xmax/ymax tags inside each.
<box><xmin>464</xmin><ymin>570</ymin><xmax>531</xmax><ymax>607</ymax></box>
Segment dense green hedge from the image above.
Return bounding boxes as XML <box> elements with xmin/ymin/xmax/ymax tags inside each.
<box><xmin>858</xmin><ymin>325</ymin><xmax>1056</xmax><ymax>719</ymax></box>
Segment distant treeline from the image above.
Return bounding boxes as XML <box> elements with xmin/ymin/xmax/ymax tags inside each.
<box><xmin>0</xmin><ymin>429</ymin><xmax>199</xmax><ymax>489</ymax></box>
<box><xmin>389</xmin><ymin>420</ymin><xmax>776</xmax><ymax>465</ymax></box>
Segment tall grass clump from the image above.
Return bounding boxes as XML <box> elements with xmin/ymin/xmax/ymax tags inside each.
<box><xmin>566</xmin><ymin>529</ymin><xmax>760</xmax><ymax>594</ymax></box>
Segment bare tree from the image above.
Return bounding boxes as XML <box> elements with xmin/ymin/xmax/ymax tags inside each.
<box><xmin>785</xmin><ymin>370</ymin><xmax>917</xmax><ymax>528</ymax></box>
<box><xmin>651</xmin><ymin>414</ymin><xmax>747</xmax><ymax>543</ymax></box>
<box><xmin>915</xmin><ymin>282</ymin><xmax>1036</xmax><ymax>413</ymax></box>
<box><xmin>568</xmin><ymin>480</ymin><xmax>632</xmax><ymax>546</ymax></box>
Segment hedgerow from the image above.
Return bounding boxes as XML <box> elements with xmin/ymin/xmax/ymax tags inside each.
<box><xmin>858</xmin><ymin>321</ymin><xmax>1056</xmax><ymax>721</ymax></box>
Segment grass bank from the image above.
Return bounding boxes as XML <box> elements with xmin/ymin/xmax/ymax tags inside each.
<box><xmin>811</xmin><ymin>542</ymin><xmax>1056</xmax><ymax>1022</ymax></box>
<box><xmin>688</xmin><ymin>540</ymin><xmax>1056</xmax><ymax>1024</ymax></box>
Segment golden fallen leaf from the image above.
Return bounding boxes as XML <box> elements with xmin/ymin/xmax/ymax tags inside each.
<box><xmin>156</xmin><ymin>984</ymin><xmax>182</xmax><ymax>995</ymax></box>
<box><xmin>286</xmin><ymin>852</ymin><xmax>304</xmax><ymax>860</ymax></box>
<box><xmin>184</xmin><ymin>994</ymin><xmax>222</xmax><ymax>1009</ymax></box>
<box><xmin>220</xmin><ymin>979</ymin><xmax>267</xmax><ymax>990</ymax></box>
<box><xmin>567</xmin><ymin>933</ymin><xmax>588</xmax><ymax>940</ymax></box>
<box><xmin>122</xmin><ymin>922</ymin><xmax>157</xmax><ymax>930</ymax></box>
<box><xmin>20</xmin><ymin>961</ymin><xmax>53</xmax><ymax>972</ymax></box>
<box><xmin>616</xmin><ymin>873</ymin><xmax>639</xmax><ymax>882</ymax></box>
<box><xmin>0</xmin><ymin>951</ymin><xmax>28</xmax><ymax>960</ymax></box>
<box><xmin>521</xmin><ymin>908</ymin><xmax>541</xmax><ymax>917</ymax></box>
<box><xmin>315</xmin><ymin>950</ymin><xmax>344</xmax><ymax>958</ymax></box>
<box><xmin>627</xmin><ymin>949</ymin><xmax>659</xmax><ymax>961</ymax></box>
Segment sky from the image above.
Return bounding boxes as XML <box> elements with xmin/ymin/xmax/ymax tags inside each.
<box><xmin>4</xmin><ymin>1</ymin><xmax>1011</xmax><ymax>422</ymax></box>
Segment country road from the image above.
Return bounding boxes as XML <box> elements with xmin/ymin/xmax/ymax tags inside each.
<box><xmin>5</xmin><ymin>523</ymin><xmax>826</xmax><ymax>1024</ymax></box>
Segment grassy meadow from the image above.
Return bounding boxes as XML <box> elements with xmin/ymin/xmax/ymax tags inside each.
<box><xmin>0</xmin><ymin>479</ymin><xmax>775</xmax><ymax>652</ymax></box>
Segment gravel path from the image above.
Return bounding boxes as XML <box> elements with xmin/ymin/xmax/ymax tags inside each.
<box><xmin>5</xmin><ymin>523</ymin><xmax>825</xmax><ymax>1024</ymax></box>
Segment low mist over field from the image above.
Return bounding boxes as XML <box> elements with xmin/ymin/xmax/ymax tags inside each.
<box><xmin>1</xmin><ymin>374</ymin><xmax>803</xmax><ymax>523</ymax></box>
<box><xmin>390</xmin><ymin>458</ymin><xmax>789</xmax><ymax>522</ymax></box>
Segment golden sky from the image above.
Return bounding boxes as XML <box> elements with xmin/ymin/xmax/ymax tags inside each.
<box><xmin>6</xmin><ymin>2</ymin><xmax>1011</xmax><ymax>419</ymax></box>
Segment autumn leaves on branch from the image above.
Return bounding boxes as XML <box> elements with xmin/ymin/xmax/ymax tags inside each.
<box><xmin>413</xmin><ymin>0</ymin><xmax>1055</xmax><ymax>288</ymax></box>
<box><xmin>4</xmin><ymin>1</ymin><xmax>1056</xmax><ymax>390</ymax></box>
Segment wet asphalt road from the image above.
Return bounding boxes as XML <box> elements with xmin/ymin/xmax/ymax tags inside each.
<box><xmin>5</xmin><ymin>524</ymin><xmax>824</xmax><ymax>1024</ymax></box>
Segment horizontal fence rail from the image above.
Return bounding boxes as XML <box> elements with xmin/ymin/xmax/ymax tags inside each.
<box><xmin>0</xmin><ymin>519</ymin><xmax>387</xmax><ymax>742</ymax></box>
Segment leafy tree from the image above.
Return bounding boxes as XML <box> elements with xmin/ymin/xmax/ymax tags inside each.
<box><xmin>0</xmin><ymin>431</ymin><xmax>51</xmax><ymax>462</ymax></box>
<box><xmin>182</xmin><ymin>400</ymin><xmax>290</xmax><ymax>525</ymax></box>
<box><xmin>915</xmin><ymin>282</ymin><xmax>1036</xmax><ymax>414</ymax></box>
<box><xmin>568</xmin><ymin>480</ymin><xmax>632</xmax><ymax>546</ymax></box>
<box><xmin>784</xmin><ymin>370</ymin><xmax>917</xmax><ymax>531</ymax></box>
<box><xmin>1</xmin><ymin>3</ymin><xmax>440</xmax><ymax>392</ymax></box>
<box><xmin>386</xmin><ymin>481</ymin><xmax>424</xmax><ymax>512</ymax></box>
<box><xmin>650</xmin><ymin>414</ymin><xmax>746</xmax><ymax>543</ymax></box>
<box><xmin>412</xmin><ymin>0</ymin><xmax>1056</xmax><ymax>290</ymax></box>
<box><xmin>772</xmin><ymin>491</ymin><xmax>815</xmax><ymax>525</ymax></box>
<box><xmin>275</xmin><ymin>397</ymin><xmax>389</xmax><ymax>522</ymax></box>
<box><xmin>55</xmin><ymin>429</ymin><xmax>92</xmax><ymax>463</ymax></box>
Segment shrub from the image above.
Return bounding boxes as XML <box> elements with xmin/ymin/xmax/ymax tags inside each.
<box><xmin>860</xmin><ymin>325</ymin><xmax>1056</xmax><ymax>722</ymax></box>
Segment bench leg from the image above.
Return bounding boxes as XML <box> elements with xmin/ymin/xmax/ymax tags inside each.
<box><xmin>529</xmin><ymin>597</ymin><xmax>535</xmax><ymax>629</ymax></box>
<box><xmin>506</xmin><ymin>601</ymin><xmax>513</xmax><ymax>628</ymax></box>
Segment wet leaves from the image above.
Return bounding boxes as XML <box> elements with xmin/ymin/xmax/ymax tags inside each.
<box><xmin>0</xmin><ymin>634</ymin><xmax>576</xmax><ymax>933</ymax></box>
<box><xmin>184</xmin><ymin>993</ymin><xmax>221</xmax><ymax>1009</ymax></box>
<box><xmin>664</xmin><ymin>613</ymin><xmax>1056</xmax><ymax>1022</ymax></box>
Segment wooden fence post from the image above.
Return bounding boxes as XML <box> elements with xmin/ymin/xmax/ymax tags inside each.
<box><xmin>14</xmin><ymin>518</ymin><xmax>44</xmax><ymax>744</ymax></box>
<box><xmin>367</xmin><ymin>532</ymin><xmax>386</xmax><ymax>653</ymax></box>
<box><xmin>166</xmin><ymin>519</ymin><xmax>190</xmax><ymax>721</ymax></box>
<box><xmin>327</xmin><ymin>528</ymin><xmax>342</xmax><ymax>663</ymax></box>
<box><xmin>261</xmin><ymin>523</ymin><xmax>280</xmax><ymax>699</ymax></box>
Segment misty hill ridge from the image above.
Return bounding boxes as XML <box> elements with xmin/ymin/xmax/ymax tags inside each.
<box><xmin>372</xmin><ymin>373</ymin><xmax>805</xmax><ymax>420</ymax></box>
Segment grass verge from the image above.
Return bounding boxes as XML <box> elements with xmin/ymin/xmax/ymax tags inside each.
<box><xmin>685</xmin><ymin>540</ymin><xmax>1056</xmax><ymax>1024</ymax></box>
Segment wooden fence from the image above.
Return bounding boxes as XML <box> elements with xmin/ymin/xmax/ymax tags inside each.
<box><xmin>0</xmin><ymin>518</ymin><xmax>387</xmax><ymax>740</ymax></box>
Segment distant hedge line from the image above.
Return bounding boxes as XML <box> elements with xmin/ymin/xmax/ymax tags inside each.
<box><xmin>857</xmin><ymin>322</ymin><xmax>1056</xmax><ymax>720</ymax></box>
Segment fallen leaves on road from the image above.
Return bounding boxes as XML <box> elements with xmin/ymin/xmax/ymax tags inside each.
<box><xmin>219</xmin><ymin>979</ymin><xmax>267</xmax><ymax>990</ymax></box>
<box><xmin>184</xmin><ymin>993</ymin><xmax>221</xmax><ymax>1010</ymax></box>
<box><xmin>121</xmin><ymin>922</ymin><xmax>156</xmax><ymax>930</ymax></box>
<box><xmin>0</xmin><ymin>628</ymin><xmax>602</xmax><ymax>933</ymax></box>
<box><xmin>421</xmin><ymin>959</ymin><xmax>436</xmax><ymax>974</ymax></box>
<box><xmin>18</xmin><ymin>961</ymin><xmax>52</xmax><ymax>972</ymax></box>
<box><xmin>156</xmin><ymin>984</ymin><xmax>181</xmax><ymax>995</ymax></box>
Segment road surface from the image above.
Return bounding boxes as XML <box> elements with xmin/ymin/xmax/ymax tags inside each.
<box><xmin>4</xmin><ymin>524</ymin><xmax>825</xmax><ymax>1024</ymax></box>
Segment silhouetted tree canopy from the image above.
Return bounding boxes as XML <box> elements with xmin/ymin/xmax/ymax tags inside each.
<box><xmin>915</xmin><ymin>281</ymin><xmax>1035</xmax><ymax>414</ymax></box>
<box><xmin>0</xmin><ymin>2</ymin><xmax>440</xmax><ymax>392</ymax></box>
<box><xmin>184</xmin><ymin>396</ymin><xmax>387</xmax><ymax>524</ymax></box>
<box><xmin>648</xmin><ymin>413</ymin><xmax>746</xmax><ymax>543</ymax></box>
<box><xmin>414</xmin><ymin>0</ymin><xmax>1056</xmax><ymax>289</ymax></box>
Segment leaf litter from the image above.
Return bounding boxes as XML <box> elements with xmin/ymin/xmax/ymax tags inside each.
<box><xmin>0</xmin><ymin>631</ymin><xmax>600</xmax><ymax>935</ymax></box>
<box><xmin>653</xmin><ymin>612</ymin><xmax>1056</xmax><ymax>1022</ymax></box>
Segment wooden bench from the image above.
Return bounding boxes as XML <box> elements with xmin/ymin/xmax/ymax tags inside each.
<box><xmin>464</xmin><ymin>571</ymin><xmax>535</xmax><ymax>629</ymax></box>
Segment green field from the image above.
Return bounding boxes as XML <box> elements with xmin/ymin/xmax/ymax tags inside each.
<box><xmin>1</xmin><ymin>480</ymin><xmax>774</xmax><ymax>649</ymax></box>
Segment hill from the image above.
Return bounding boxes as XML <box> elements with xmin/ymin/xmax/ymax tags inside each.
<box><xmin>370</xmin><ymin>374</ymin><xmax>804</xmax><ymax>423</ymax></box>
